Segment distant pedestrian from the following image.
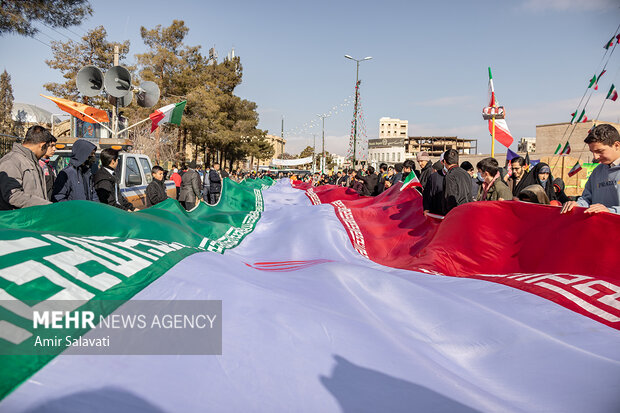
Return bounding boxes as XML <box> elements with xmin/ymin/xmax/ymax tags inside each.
<box><xmin>208</xmin><ymin>163</ymin><xmax>222</xmax><ymax>204</ymax></box>
<box><xmin>170</xmin><ymin>164</ymin><xmax>182</xmax><ymax>199</ymax></box>
<box><xmin>178</xmin><ymin>164</ymin><xmax>201</xmax><ymax>210</ymax></box>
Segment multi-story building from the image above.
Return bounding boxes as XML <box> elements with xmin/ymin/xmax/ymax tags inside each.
<box><xmin>407</xmin><ymin>136</ymin><xmax>477</xmax><ymax>157</ymax></box>
<box><xmin>368</xmin><ymin>137</ymin><xmax>407</xmax><ymax>166</ymax></box>
<box><xmin>256</xmin><ymin>134</ymin><xmax>286</xmax><ymax>167</ymax></box>
<box><xmin>379</xmin><ymin>117</ymin><xmax>408</xmax><ymax>140</ymax></box>
<box><xmin>333</xmin><ymin>154</ymin><xmax>347</xmax><ymax>169</ymax></box>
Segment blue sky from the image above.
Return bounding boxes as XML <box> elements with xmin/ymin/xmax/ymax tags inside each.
<box><xmin>1</xmin><ymin>0</ymin><xmax>619</xmax><ymax>156</ymax></box>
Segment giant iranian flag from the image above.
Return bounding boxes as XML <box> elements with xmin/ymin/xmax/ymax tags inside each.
<box><xmin>1</xmin><ymin>178</ymin><xmax>619</xmax><ymax>412</ymax></box>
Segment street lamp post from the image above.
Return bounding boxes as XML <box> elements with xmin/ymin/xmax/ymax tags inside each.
<box><xmin>344</xmin><ymin>54</ymin><xmax>372</xmax><ymax>168</ymax></box>
<box><xmin>317</xmin><ymin>113</ymin><xmax>330</xmax><ymax>174</ymax></box>
<box><xmin>312</xmin><ymin>134</ymin><xmax>316</xmax><ymax>173</ymax></box>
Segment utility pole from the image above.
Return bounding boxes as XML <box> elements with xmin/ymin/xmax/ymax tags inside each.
<box><xmin>312</xmin><ymin>134</ymin><xmax>316</xmax><ymax>173</ymax></box>
<box><xmin>345</xmin><ymin>55</ymin><xmax>372</xmax><ymax>168</ymax></box>
<box><xmin>317</xmin><ymin>114</ymin><xmax>329</xmax><ymax>174</ymax></box>
<box><xmin>112</xmin><ymin>45</ymin><xmax>119</xmax><ymax>139</ymax></box>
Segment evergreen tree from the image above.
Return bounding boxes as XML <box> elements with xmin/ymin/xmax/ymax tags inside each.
<box><xmin>44</xmin><ymin>26</ymin><xmax>131</xmax><ymax>108</ymax></box>
<box><xmin>0</xmin><ymin>70</ymin><xmax>14</xmax><ymax>135</ymax></box>
<box><xmin>0</xmin><ymin>0</ymin><xmax>92</xmax><ymax>37</ymax></box>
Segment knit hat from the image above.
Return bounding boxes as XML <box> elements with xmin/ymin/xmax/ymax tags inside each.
<box><xmin>416</xmin><ymin>151</ymin><xmax>431</xmax><ymax>162</ymax></box>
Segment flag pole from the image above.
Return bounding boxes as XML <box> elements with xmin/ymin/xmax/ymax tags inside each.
<box><xmin>491</xmin><ymin>115</ymin><xmax>496</xmax><ymax>158</ymax></box>
<box><xmin>116</xmin><ymin>117</ymin><xmax>151</xmax><ymax>135</ymax></box>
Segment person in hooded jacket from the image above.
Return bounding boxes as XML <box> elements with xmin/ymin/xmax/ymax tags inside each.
<box><xmin>514</xmin><ymin>162</ymin><xmax>557</xmax><ymax>202</ymax></box>
<box><xmin>93</xmin><ymin>148</ymin><xmax>135</xmax><ymax>211</ymax></box>
<box><xmin>52</xmin><ymin>139</ymin><xmax>99</xmax><ymax>202</ymax></box>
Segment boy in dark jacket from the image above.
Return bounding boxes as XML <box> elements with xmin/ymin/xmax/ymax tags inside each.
<box><xmin>93</xmin><ymin>148</ymin><xmax>135</xmax><ymax>211</ymax></box>
<box><xmin>146</xmin><ymin>165</ymin><xmax>168</xmax><ymax>207</ymax></box>
<box><xmin>52</xmin><ymin>139</ymin><xmax>99</xmax><ymax>202</ymax></box>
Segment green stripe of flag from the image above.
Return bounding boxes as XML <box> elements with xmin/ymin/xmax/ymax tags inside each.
<box><xmin>0</xmin><ymin>177</ymin><xmax>273</xmax><ymax>400</ymax></box>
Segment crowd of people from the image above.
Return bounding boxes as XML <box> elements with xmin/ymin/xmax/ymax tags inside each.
<box><xmin>296</xmin><ymin>123</ymin><xmax>620</xmax><ymax>216</ymax></box>
<box><xmin>1</xmin><ymin>124</ymin><xmax>619</xmax><ymax>216</ymax></box>
<box><xmin>0</xmin><ymin>125</ymin><xmax>272</xmax><ymax>213</ymax></box>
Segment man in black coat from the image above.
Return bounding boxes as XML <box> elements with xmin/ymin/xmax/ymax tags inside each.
<box><xmin>179</xmin><ymin>165</ymin><xmax>202</xmax><ymax>210</ymax></box>
<box><xmin>376</xmin><ymin>163</ymin><xmax>389</xmax><ymax>194</ymax></box>
<box><xmin>146</xmin><ymin>165</ymin><xmax>168</xmax><ymax>207</ymax></box>
<box><xmin>93</xmin><ymin>148</ymin><xmax>135</xmax><ymax>211</ymax></box>
<box><xmin>363</xmin><ymin>165</ymin><xmax>379</xmax><ymax>196</ymax></box>
<box><xmin>208</xmin><ymin>163</ymin><xmax>222</xmax><ymax>204</ymax></box>
<box><xmin>416</xmin><ymin>152</ymin><xmax>433</xmax><ymax>189</ymax></box>
<box><xmin>423</xmin><ymin>161</ymin><xmax>445</xmax><ymax>214</ymax></box>
<box><xmin>441</xmin><ymin>149</ymin><xmax>471</xmax><ymax>214</ymax></box>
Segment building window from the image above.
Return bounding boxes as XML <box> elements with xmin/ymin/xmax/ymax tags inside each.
<box><xmin>392</xmin><ymin>153</ymin><xmax>395</xmax><ymax>161</ymax></box>
<box><xmin>398</xmin><ymin>152</ymin><xmax>401</xmax><ymax>161</ymax></box>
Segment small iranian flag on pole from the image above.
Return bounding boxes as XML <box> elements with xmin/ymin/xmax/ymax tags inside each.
<box><xmin>150</xmin><ymin>101</ymin><xmax>187</xmax><ymax>132</ymax></box>
<box><xmin>576</xmin><ymin>109</ymin><xmax>586</xmax><ymax>123</ymax></box>
<box><xmin>400</xmin><ymin>172</ymin><xmax>423</xmax><ymax>191</ymax></box>
<box><xmin>570</xmin><ymin>110</ymin><xmax>579</xmax><ymax>124</ymax></box>
<box><xmin>554</xmin><ymin>143</ymin><xmax>562</xmax><ymax>155</ymax></box>
<box><xmin>560</xmin><ymin>142</ymin><xmax>571</xmax><ymax>155</ymax></box>
<box><xmin>607</xmin><ymin>84</ymin><xmax>618</xmax><ymax>101</ymax></box>
<box><xmin>568</xmin><ymin>161</ymin><xmax>583</xmax><ymax>177</ymax></box>
<box><xmin>588</xmin><ymin>74</ymin><xmax>599</xmax><ymax>90</ymax></box>
<box><xmin>488</xmin><ymin>67</ymin><xmax>495</xmax><ymax>107</ymax></box>
<box><xmin>604</xmin><ymin>36</ymin><xmax>614</xmax><ymax>50</ymax></box>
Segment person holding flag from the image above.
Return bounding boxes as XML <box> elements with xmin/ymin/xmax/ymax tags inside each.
<box><xmin>561</xmin><ymin>124</ymin><xmax>620</xmax><ymax>214</ymax></box>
